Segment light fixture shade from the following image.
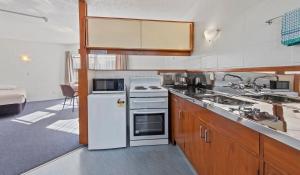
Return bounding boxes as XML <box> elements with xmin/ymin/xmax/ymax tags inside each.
<box><xmin>204</xmin><ymin>29</ymin><xmax>220</xmax><ymax>42</ymax></box>
<box><xmin>20</xmin><ymin>55</ymin><xmax>31</xmax><ymax>62</ymax></box>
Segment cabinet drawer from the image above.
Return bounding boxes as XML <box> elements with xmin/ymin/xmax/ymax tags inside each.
<box><xmin>130</xmin><ymin>97</ymin><xmax>168</xmax><ymax>109</ymax></box>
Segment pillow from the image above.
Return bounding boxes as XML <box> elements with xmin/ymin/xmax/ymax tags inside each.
<box><xmin>0</xmin><ymin>85</ymin><xmax>17</xmax><ymax>90</ymax></box>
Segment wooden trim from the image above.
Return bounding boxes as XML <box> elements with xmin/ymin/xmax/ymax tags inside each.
<box><xmin>189</xmin><ymin>22</ymin><xmax>194</xmax><ymax>51</ymax></box>
<box><xmin>294</xmin><ymin>75</ymin><xmax>300</xmax><ymax>95</ymax></box>
<box><xmin>259</xmin><ymin>135</ymin><xmax>264</xmax><ymax>175</ymax></box>
<box><xmin>87</xmin><ymin>47</ymin><xmax>192</xmax><ymax>52</ymax></box>
<box><xmin>78</xmin><ymin>0</ymin><xmax>88</xmax><ymax>145</ymax></box>
<box><xmin>158</xmin><ymin>69</ymin><xmax>187</xmax><ymax>74</ymax></box>
<box><xmin>89</xmin><ymin>48</ymin><xmax>192</xmax><ymax>56</ymax></box>
<box><xmin>84</xmin><ymin>65</ymin><xmax>300</xmax><ymax>73</ymax></box>
<box><xmin>86</xmin><ymin>16</ymin><xmax>194</xmax><ymax>23</ymax></box>
<box><xmin>190</xmin><ymin>65</ymin><xmax>300</xmax><ymax>73</ymax></box>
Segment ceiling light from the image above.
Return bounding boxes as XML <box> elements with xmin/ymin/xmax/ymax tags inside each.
<box><xmin>204</xmin><ymin>29</ymin><xmax>221</xmax><ymax>43</ymax></box>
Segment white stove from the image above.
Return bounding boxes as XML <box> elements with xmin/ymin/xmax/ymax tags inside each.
<box><xmin>129</xmin><ymin>77</ymin><xmax>168</xmax><ymax>98</ymax></box>
<box><xmin>129</xmin><ymin>77</ymin><xmax>169</xmax><ymax>146</ymax></box>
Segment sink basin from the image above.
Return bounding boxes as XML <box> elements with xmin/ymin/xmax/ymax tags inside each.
<box><xmin>242</xmin><ymin>94</ymin><xmax>300</xmax><ymax>103</ymax></box>
<box><xmin>200</xmin><ymin>95</ymin><xmax>255</xmax><ymax>106</ymax></box>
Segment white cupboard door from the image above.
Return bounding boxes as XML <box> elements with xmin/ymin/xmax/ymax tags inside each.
<box><xmin>141</xmin><ymin>21</ymin><xmax>192</xmax><ymax>50</ymax></box>
<box><xmin>87</xmin><ymin>18</ymin><xmax>141</xmax><ymax>49</ymax></box>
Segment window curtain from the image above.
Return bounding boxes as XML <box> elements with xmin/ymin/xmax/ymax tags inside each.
<box><xmin>65</xmin><ymin>51</ymin><xmax>75</xmax><ymax>84</ymax></box>
<box><xmin>115</xmin><ymin>55</ymin><xmax>128</xmax><ymax>70</ymax></box>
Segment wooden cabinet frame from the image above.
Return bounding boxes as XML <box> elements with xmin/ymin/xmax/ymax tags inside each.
<box><xmin>170</xmin><ymin>94</ymin><xmax>300</xmax><ymax>175</ymax></box>
<box><xmin>85</xmin><ymin>16</ymin><xmax>194</xmax><ymax>56</ymax></box>
<box><xmin>78</xmin><ymin>0</ymin><xmax>195</xmax><ymax>144</ymax></box>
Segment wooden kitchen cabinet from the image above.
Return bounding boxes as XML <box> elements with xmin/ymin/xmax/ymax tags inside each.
<box><xmin>262</xmin><ymin>136</ymin><xmax>300</xmax><ymax>175</ymax></box>
<box><xmin>170</xmin><ymin>94</ymin><xmax>260</xmax><ymax>175</ymax></box>
<box><xmin>192</xmin><ymin>114</ymin><xmax>211</xmax><ymax>175</ymax></box>
<box><xmin>209</xmin><ymin>128</ymin><xmax>260</xmax><ymax>175</ymax></box>
<box><xmin>141</xmin><ymin>21</ymin><xmax>192</xmax><ymax>50</ymax></box>
<box><xmin>170</xmin><ymin>94</ymin><xmax>179</xmax><ymax>144</ymax></box>
<box><xmin>86</xmin><ymin>17</ymin><xmax>193</xmax><ymax>56</ymax></box>
<box><xmin>264</xmin><ymin>163</ymin><xmax>286</xmax><ymax>175</ymax></box>
<box><xmin>170</xmin><ymin>94</ymin><xmax>184</xmax><ymax>149</ymax></box>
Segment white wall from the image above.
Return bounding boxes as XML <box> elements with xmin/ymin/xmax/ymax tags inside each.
<box><xmin>190</xmin><ymin>0</ymin><xmax>300</xmax><ymax>69</ymax></box>
<box><xmin>0</xmin><ymin>38</ymin><xmax>70</xmax><ymax>102</ymax></box>
<box><xmin>128</xmin><ymin>55</ymin><xmax>189</xmax><ymax>69</ymax></box>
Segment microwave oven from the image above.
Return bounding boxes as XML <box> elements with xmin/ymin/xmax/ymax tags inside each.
<box><xmin>92</xmin><ymin>78</ymin><xmax>125</xmax><ymax>93</ymax></box>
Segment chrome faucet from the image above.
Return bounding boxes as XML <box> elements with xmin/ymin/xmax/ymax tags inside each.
<box><xmin>253</xmin><ymin>75</ymin><xmax>279</xmax><ymax>84</ymax></box>
<box><xmin>252</xmin><ymin>74</ymin><xmax>279</xmax><ymax>92</ymax></box>
<box><xmin>222</xmin><ymin>74</ymin><xmax>243</xmax><ymax>82</ymax></box>
<box><xmin>222</xmin><ymin>74</ymin><xmax>244</xmax><ymax>90</ymax></box>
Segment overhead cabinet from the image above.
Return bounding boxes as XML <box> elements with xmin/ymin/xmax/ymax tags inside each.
<box><xmin>87</xmin><ymin>18</ymin><xmax>141</xmax><ymax>49</ymax></box>
<box><xmin>141</xmin><ymin>21</ymin><xmax>192</xmax><ymax>50</ymax></box>
<box><xmin>86</xmin><ymin>17</ymin><xmax>194</xmax><ymax>55</ymax></box>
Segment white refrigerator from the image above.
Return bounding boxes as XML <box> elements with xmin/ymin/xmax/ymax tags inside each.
<box><xmin>88</xmin><ymin>93</ymin><xmax>127</xmax><ymax>150</ymax></box>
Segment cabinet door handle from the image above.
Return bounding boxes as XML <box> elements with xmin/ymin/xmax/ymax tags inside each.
<box><xmin>179</xmin><ymin>111</ymin><xmax>182</xmax><ymax>119</ymax></box>
<box><xmin>200</xmin><ymin>125</ymin><xmax>205</xmax><ymax>138</ymax></box>
<box><xmin>204</xmin><ymin>129</ymin><xmax>210</xmax><ymax>143</ymax></box>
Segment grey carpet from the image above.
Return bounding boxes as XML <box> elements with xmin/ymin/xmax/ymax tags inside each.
<box><xmin>24</xmin><ymin>145</ymin><xmax>196</xmax><ymax>175</ymax></box>
<box><xmin>0</xmin><ymin>99</ymin><xmax>81</xmax><ymax>175</ymax></box>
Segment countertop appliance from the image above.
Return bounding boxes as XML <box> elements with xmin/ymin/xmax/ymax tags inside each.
<box><xmin>270</xmin><ymin>80</ymin><xmax>289</xmax><ymax>90</ymax></box>
<box><xmin>88</xmin><ymin>78</ymin><xmax>126</xmax><ymax>150</ymax></box>
<box><xmin>129</xmin><ymin>76</ymin><xmax>169</xmax><ymax>146</ymax></box>
<box><xmin>92</xmin><ymin>78</ymin><xmax>124</xmax><ymax>93</ymax></box>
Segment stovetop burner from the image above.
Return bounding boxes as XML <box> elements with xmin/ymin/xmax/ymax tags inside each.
<box><xmin>135</xmin><ymin>86</ymin><xmax>147</xmax><ymax>90</ymax></box>
<box><xmin>149</xmin><ymin>86</ymin><xmax>161</xmax><ymax>90</ymax></box>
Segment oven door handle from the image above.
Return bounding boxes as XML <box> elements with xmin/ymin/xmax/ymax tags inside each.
<box><xmin>132</xmin><ymin>100</ymin><xmax>166</xmax><ymax>103</ymax></box>
<box><xmin>133</xmin><ymin>111</ymin><xmax>166</xmax><ymax>115</ymax></box>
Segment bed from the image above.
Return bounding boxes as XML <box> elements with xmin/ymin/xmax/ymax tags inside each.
<box><xmin>0</xmin><ymin>86</ymin><xmax>26</xmax><ymax>116</ymax></box>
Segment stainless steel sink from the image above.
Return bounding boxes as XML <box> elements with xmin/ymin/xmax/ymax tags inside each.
<box><xmin>242</xmin><ymin>94</ymin><xmax>300</xmax><ymax>103</ymax></box>
<box><xmin>197</xmin><ymin>95</ymin><xmax>255</xmax><ymax>106</ymax></box>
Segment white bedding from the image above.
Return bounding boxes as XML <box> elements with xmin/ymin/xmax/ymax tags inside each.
<box><xmin>0</xmin><ymin>88</ymin><xmax>26</xmax><ymax>106</ymax></box>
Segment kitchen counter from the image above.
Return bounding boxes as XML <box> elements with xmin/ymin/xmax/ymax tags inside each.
<box><xmin>168</xmin><ymin>86</ymin><xmax>300</xmax><ymax>151</ymax></box>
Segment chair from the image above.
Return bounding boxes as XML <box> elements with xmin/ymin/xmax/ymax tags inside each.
<box><xmin>60</xmin><ymin>84</ymin><xmax>78</xmax><ymax>112</ymax></box>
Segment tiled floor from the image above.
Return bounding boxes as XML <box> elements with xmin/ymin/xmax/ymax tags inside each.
<box><xmin>23</xmin><ymin>145</ymin><xmax>197</xmax><ymax>175</ymax></box>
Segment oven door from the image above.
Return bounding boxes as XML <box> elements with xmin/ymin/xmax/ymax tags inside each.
<box><xmin>130</xmin><ymin>109</ymin><xmax>168</xmax><ymax>141</ymax></box>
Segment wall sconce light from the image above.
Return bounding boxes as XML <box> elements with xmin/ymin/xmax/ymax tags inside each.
<box><xmin>20</xmin><ymin>55</ymin><xmax>31</xmax><ymax>62</ymax></box>
<box><xmin>204</xmin><ymin>29</ymin><xmax>221</xmax><ymax>43</ymax></box>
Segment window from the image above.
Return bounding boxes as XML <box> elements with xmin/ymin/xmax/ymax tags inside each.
<box><xmin>94</xmin><ymin>54</ymin><xmax>116</xmax><ymax>70</ymax></box>
<box><xmin>72</xmin><ymin>54</ymin><xmax>81</xmax><ymax>70</ymax></box>
<box><xmin>71</xmin><ymin>54</ymin><xmax>117</xmax><ymax>70</ymax></box>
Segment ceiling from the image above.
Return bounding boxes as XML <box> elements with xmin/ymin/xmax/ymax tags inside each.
<box><xmin>0</xmin><ymin>0</ymin><xmax>263</xmax><ymax>44</ymax></box>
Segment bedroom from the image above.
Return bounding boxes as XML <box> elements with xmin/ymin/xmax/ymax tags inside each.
<box><xmin>0</xmin><ymin>1</ymin><xmax>80</xmax><ymax>175</ymax></box>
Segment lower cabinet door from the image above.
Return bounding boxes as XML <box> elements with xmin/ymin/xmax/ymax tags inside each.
<box><xmin>264</xmin><ymin>163</ymin><xmax>287</xmax><ymax>175</ymax></box>
<box><xmin>183</xmin><ymin>113</ymin><xmax>194</xmax><ymax>161</ymax></box>
<box><xmin>192</xmin><ymin>116</ymin><xmax>210</xmax><ymax>175</ymax></box>
<box><xmin>177</xmin><ymin>111</ymin><xmax>185</xmax><ymax>150</ymax></box>
<box><xmin>210</xmin><ymin>129</ymin><xmax>260</xmax><ymax>175</ymax></box>
<box><xmin>170</xmin><ymin>95</ymin><xmax>179</xmax><ymax>144</ymax></box>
